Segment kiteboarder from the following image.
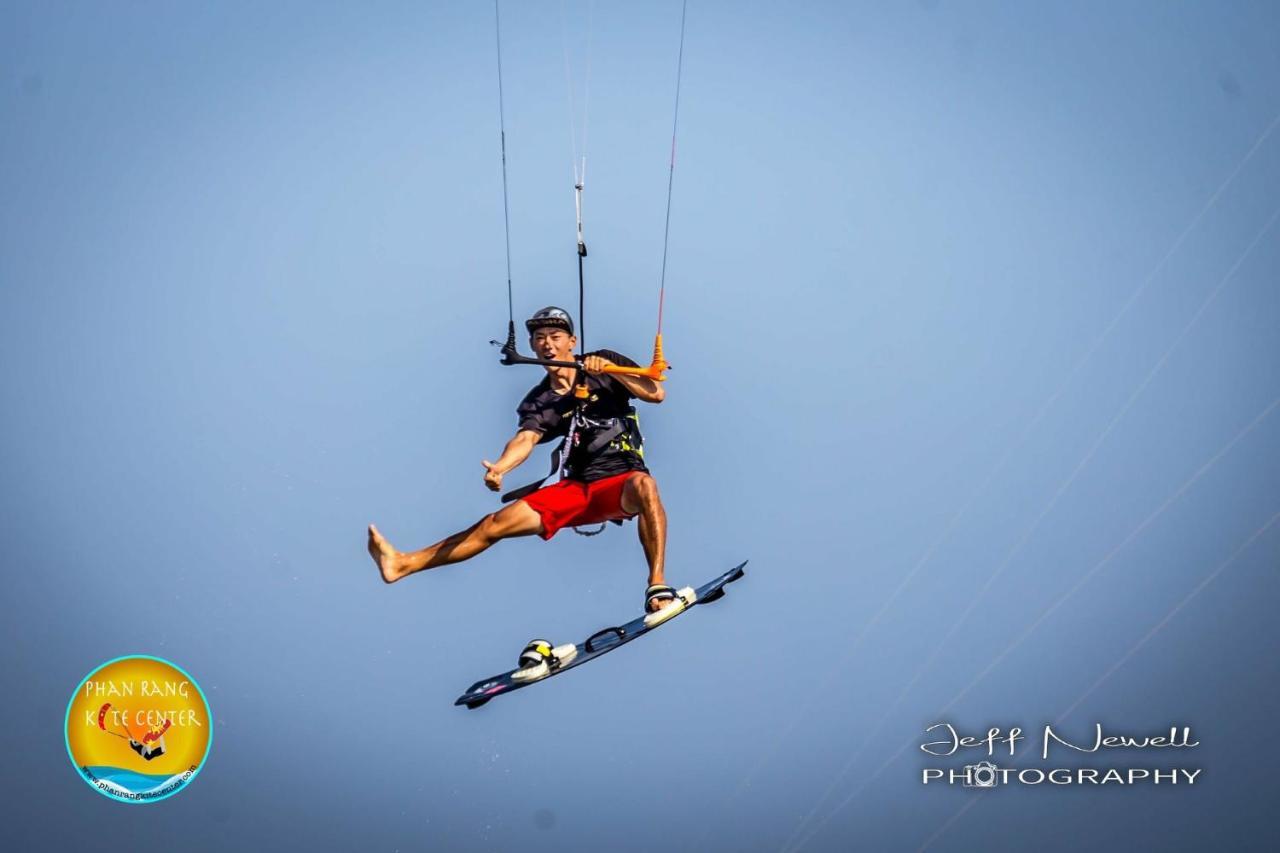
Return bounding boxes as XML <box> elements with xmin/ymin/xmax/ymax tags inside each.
<box><xmin>367</xmin><ymin>307</ymin><xmax>680</xmax><ymax>612</ymax></box>
<box><xmin>129</xmin><ymin>736</ymin><xmax>166</xmax><ymax>761</ymax></box>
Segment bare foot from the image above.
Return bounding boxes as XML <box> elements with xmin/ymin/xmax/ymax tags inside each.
<box><xmin>367</xmin><ymin>524</ymin><xmax>405</xmax><ymax>583</ymax></box>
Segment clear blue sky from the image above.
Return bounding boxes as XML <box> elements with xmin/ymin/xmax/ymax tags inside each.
<box><xmin>3</xmin><ymin>1</ymin><xmax>1279</xmax><ymax>850</ymax></box>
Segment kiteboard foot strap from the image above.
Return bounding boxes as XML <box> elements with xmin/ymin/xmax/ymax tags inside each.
<box><xmin>643</xmin><ymin>585</ymin><xmax>696</xmax><ymax>627</ymax></box>
<box><xmin>645</xmin><ymin>584</ymin><xmax>678</xmax><ymax>612</ymax></box>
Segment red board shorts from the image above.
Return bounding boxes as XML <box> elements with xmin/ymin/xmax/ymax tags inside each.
<box><xmin>522</xmin><ymin>470</ymin><xmax>642</xmax><ymax>540</ymax></box>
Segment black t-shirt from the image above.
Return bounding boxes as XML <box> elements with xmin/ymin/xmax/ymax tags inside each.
<box><xmin>516</xmin><ymin>349</ymin><xmax>649</xmax><ymax>482</ymax></box>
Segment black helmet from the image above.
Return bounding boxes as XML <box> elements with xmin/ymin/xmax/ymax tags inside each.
<box><xmin>525</xmin><ymin>306</ymin><xmax>574</xmax><ymax>336</ymax></box>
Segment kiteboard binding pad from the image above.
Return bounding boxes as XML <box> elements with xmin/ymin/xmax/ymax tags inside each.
<box><xmin>512</xmin><ymin>640</ymin><xmax>578</xmax><ymax>682</ymax></box>
<box><xmin>455</xmin><ymin>561</ymin><xmax>747</xmax><ymax>709</ymax></box>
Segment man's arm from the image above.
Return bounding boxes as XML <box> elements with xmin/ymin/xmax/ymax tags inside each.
<box><xmin>482</xmin><ymin>429</ymin><xmax>542</xmax><ymax>492</ymax></box>
<box><xmin>611</xmin><ymin>372</ymin><xmax>664</xmax><ymax>403</ymax></box>
<box><xmin>582</xmin><ymin>354</ymin><xmax>665</xmax><ymax>403</ymax></box>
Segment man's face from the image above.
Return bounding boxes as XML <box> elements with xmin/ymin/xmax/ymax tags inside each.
<box><xmin>530</xmin><ymin>328</ymin><xmax>575</xmax><ymax>361</ymax></box>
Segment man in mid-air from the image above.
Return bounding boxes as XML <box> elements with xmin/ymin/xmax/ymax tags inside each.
<box><xmin>367</xmin><ymin>306</ymin><xmax>680</xmax><ymax>612</ymax></box>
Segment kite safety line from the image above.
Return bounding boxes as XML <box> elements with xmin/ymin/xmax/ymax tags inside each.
<box><xmin>561</xmin><ymin>0</ymin><xmax>594</xmax><ymax>378</ymax></box>
<box><xmin>656</xmin><ymin>0</ymin><xmax>688</xmax><ymax>342</ymax></box>
<box><xmin>696</xmin><ymin>107</ymin><xmax>1280</xmax><ymax>853</ymax></box>
<box><xmin>493</xmin><ymin>0</ymin><xmax>515</xmax><ymax>345</ymax></box>
<box><xmin>560</xmin><ymin>0</ymin><xmax>592</xmax><ymax>254</ymax></box>
<box><xmin>490</xmin><ymin>0</ymin><xmax>681</xmax><ymax>387</ymax></box>
<box><xmin>920</xmin><ymin>505</ymin><xmax>1280</xmax><ymax>850</ymax></box>
<box><xmin>560</xmin><ymin>1</ymin><xmax>592</xmax><ymax>237</ymax></box>
<box><xmin>788</xmin><ymin>391</ymin><xmax>1280</xmax><ymax>853</ymax></box>
<box><xmin>780</xmin><ymin>201</ymin><xmax>1280</xmax><ymax>851</ymax></box>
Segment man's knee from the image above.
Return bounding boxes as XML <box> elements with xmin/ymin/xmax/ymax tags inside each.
<box><xmin>481</xmin><ymin>502</ymin><xmax>542</xmax><ymax>540</ymax></box>
<box><xmin>625</xmin><ymin>473</ymin><xmax>662</xmax><ymax>512</ymax></box>
<box><xmin>476</xmin><ymin>512</ymin><xmax>504</xmax><ymax>542</ymax></box>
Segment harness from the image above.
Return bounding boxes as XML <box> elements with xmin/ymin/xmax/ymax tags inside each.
<box><xmin>501</xmin><ymin>403</ymin><xmax>644</xmax><ymax>506</ymax></box>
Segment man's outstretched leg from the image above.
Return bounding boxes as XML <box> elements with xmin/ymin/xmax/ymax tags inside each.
<box><xmin>368</xmin><ymin>500</ymin><xmax>544</xmax><ymax>584</ymax></box>
<box><xmin>620</xmin><ymin>473</ymin><xmax>669</xmax><ymax>606</ymax></box>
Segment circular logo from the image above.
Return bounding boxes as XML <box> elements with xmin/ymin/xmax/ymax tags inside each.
<box><xmin>64</xmin><ymin>655</ymin><xmax>212</xmax><ymax>803</ymax></box>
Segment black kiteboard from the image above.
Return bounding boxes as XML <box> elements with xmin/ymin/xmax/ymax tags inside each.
<box><xmin>455</xmin><ymin>561</ymin><xmax>747</xmax><ymax>709</ymax></box>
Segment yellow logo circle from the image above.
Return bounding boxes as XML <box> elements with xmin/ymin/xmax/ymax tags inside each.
<box><xmin>64</xmin><ymin>655</ymin><xmax>212</xmax><ymax>803</ymax></box>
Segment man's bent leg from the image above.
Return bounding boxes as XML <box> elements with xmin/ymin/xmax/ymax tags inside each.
<box><xmin>368</xmin><ymin>500</ymin><xmax>544</xmax><ymax>584</ymax></box>
<box><xmin>621</xmin><ymin>473</ymin><xmax>667</xmax><ymax>590</ymax></box>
